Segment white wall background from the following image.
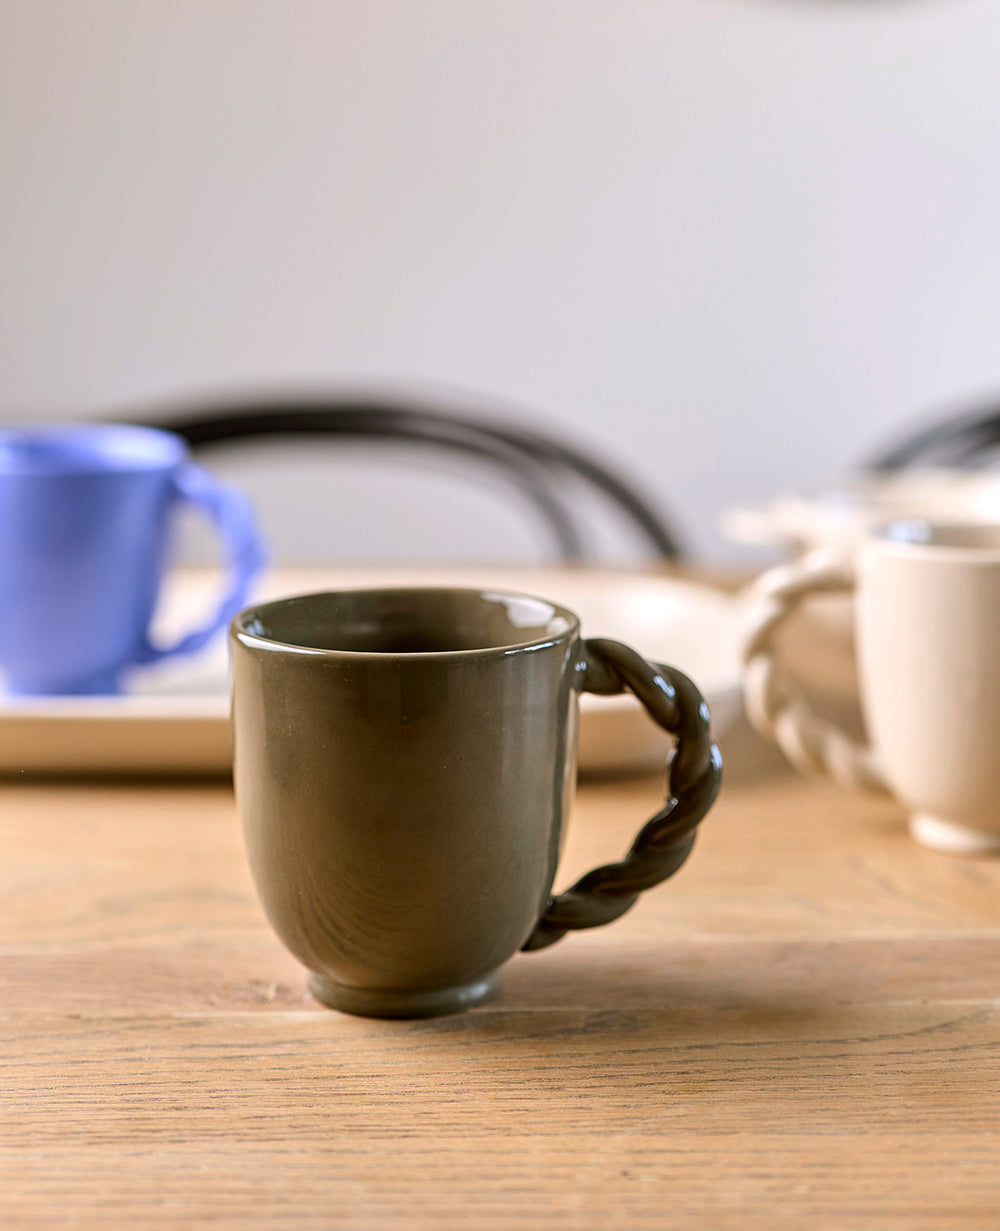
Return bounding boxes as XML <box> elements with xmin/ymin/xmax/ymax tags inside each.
<box><xmin>2</xmin><ymin>0</ymin><xmax>1000</xmax><ymax>563</ymax></box>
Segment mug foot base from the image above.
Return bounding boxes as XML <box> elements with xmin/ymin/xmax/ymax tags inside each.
<box><xmin>909</xmin><ymin>813</ymin><xmax>1000</xmax><ymax>856</ymax></box>
<box><xmin>307</xmin><ymin>970</ymin><xmax>502</xmax><ymax>1019</ymax></box>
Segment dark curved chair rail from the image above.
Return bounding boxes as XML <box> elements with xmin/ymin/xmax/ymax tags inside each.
<box><xmin>865</xmin><ymin>401</ymin><xmax>1000</xmax><ymax>472</ymax></box>
<box><xmin>138</xmin><ymin>397</ymin><xmax>685</xmax><ymax>563</ymax></box>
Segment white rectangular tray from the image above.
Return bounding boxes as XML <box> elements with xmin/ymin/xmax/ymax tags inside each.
<box><xmin>0</xmin><ymin>566</ymin><xmax>742</xmax><ymax>776</ymax></box>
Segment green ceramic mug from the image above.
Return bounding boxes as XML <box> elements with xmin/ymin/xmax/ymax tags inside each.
<box><xmin>231</xmin><ymin>587</ymin><xmax>722</xmax><ymax>1019</ymax></box>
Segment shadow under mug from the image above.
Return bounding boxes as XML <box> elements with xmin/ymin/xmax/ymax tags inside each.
<box><xmin>231</xmin><ymin>587</ymin><xmax>722</xmax><ymax>1019</ymax></box>
<box><xmin>742</xmin><ymin>520</ymin><xmax>1000</xmax><ymax>853</ymax></box>
<box><xmin>0</xmin><ymin>423</ymin><xmax>266</xmax><ymax>695</ymax></box>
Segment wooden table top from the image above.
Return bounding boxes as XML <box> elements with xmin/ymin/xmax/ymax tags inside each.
<box><xmin>4</xmin><ymin>728</ymin><xmax>1000</xmax><ymax>1229</ymax></box>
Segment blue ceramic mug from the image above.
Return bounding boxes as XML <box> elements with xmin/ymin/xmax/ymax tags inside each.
<box><xmin>0</xmin><ymin>423</ymin><xmax>266</xmax><ymax>695</ymax></box>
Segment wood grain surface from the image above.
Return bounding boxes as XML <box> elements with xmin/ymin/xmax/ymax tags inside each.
<box><xmin>3</xmin><ymin>738</ymin><xmax>1000</xmax><ymax>1228</ymax></box>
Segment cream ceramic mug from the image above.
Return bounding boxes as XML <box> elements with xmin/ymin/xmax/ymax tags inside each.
<box><xmin>741</xmin><ymin>521</ymin><xmax>1000</xmax><ymax>853</ymax></box>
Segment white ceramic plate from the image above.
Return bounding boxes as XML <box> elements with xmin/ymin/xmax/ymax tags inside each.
<box><xmin>0</xmin><ymin>566</ymin><xmax>742</xmax><ymax>776</ymax></box>
<box><xmin>721</xmin><ymin>470</ymin><xmax>1000</xmax><ymax>552</ymax></box>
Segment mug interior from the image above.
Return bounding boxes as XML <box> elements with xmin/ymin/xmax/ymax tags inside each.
<box><xmin>236</xmin><ymin>588</ymin><xmax>578</xmax><ymax>655</ymax></box>
<box><xmin>876</xmin><ymin>519</ymin><xmax>1000</xmax><ymax>552</ymax></box>
<box><xmin>0</xmin><ymin>424</ymin><xmax>184</xmax><ymax>475</ymax></box>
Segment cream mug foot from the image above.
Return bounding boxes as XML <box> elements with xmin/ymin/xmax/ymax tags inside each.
<box><xmin>908</xmin><ymin>814</ymin><xmax>1000</xmax><ymax>856</ymax></box>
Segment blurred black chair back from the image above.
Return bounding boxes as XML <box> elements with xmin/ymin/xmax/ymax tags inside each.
<box><xmin>138</xmin><ymin>395</ymin><xmax>684</xmax><ymax>564</ymax></box>
<box><xmin>866</xmin><ymin>398</ymin><xmax>1000</xmax><ymax>472</ymax></box>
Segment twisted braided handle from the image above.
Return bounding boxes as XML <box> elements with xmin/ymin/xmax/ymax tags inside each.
<box><xmin>740</xmin><ymin>551</ymin><xmax>888</xmax><ymax>792</ymax></box>
<box><xmin>522</xmin><ymin>638</ymin><xmax>723</xmax><ymax>952</ymax></box>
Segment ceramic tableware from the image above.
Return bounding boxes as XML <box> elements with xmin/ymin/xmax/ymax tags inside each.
<box><xmin>231</xmin><ymin>586</ymin><xmax>722</xmax><ymax>1018</ymax></box>
<box><xmin>723</xmin><ymin>472</ymin><xmax>1000</xmax><ymax>706</ymax></box>
<box><xmin>721</xmin><ymin>470</ymin><xmax>1000</xmax><ymax>555</ymax></box>
<box><xmin>0</xmin><ymin>423</ymin><xmax>265</xmax><ymax>695</ymax></box>
<box><xmin>741</xmin><ymin>520</ymin><xmax>1000</xmax><ymax>853</ymax></box>
<box><xmin>0</xmin><ymin>567</ymin><xmax>743</xmax><ymax>775</ymax></box>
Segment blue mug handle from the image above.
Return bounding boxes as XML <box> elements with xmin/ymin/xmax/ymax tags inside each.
<box><xmin>133</xmin><ymin>462</ymin><xmax>266</xmax><ymax>665</ymax></box>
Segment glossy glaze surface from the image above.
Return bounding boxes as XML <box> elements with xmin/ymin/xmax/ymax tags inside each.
<box><xmin>231</xmin><ymin>587</ymin><xmax>720</xmax><ymax>1017</ymax></box>
<box><xmin>0</xmin><ymin>423</ymin><xmax>264</xmax><ymax>695</ymax></box>
<box><xmin>858</xmin><ymin>522</ymin><xmax>1000</xmax><ymax>851</ymax></box>
<box><xmin>742</xmin><ymin>521</ymin><xmax>1000</xmax><ymax>853</ymax></box>
<box><xmin>232</xmin><ymin>589</ymin><xmax>580</xmax><ymax>1017</ymax></box>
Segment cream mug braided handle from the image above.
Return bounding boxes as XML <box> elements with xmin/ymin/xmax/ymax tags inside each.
<box><xmin>740</xmin><ymin>551</ymin><xmax>888</xmax><ymax>792</ymax></box>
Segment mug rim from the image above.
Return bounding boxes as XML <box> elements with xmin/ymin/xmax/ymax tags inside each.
<box><xmin>231</xmin><ymin>586</ymin><xmax>582</xmax><ymax>661</ymax></box>
<box><xmin>869</xmin><ymin>518</ymin><xmax>1000</xmax><ymax>561</ymax></box>
<box><xmin>0</xmin><ymin>422</ymin><xmax>187</xmax><ymax>476</ymax></box>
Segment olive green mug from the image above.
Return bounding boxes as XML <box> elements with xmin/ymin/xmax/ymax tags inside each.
<box><xmin>231</xmin><ymin>587</ymin><xmax>722</xmax><ymax>1019</ymax></box>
